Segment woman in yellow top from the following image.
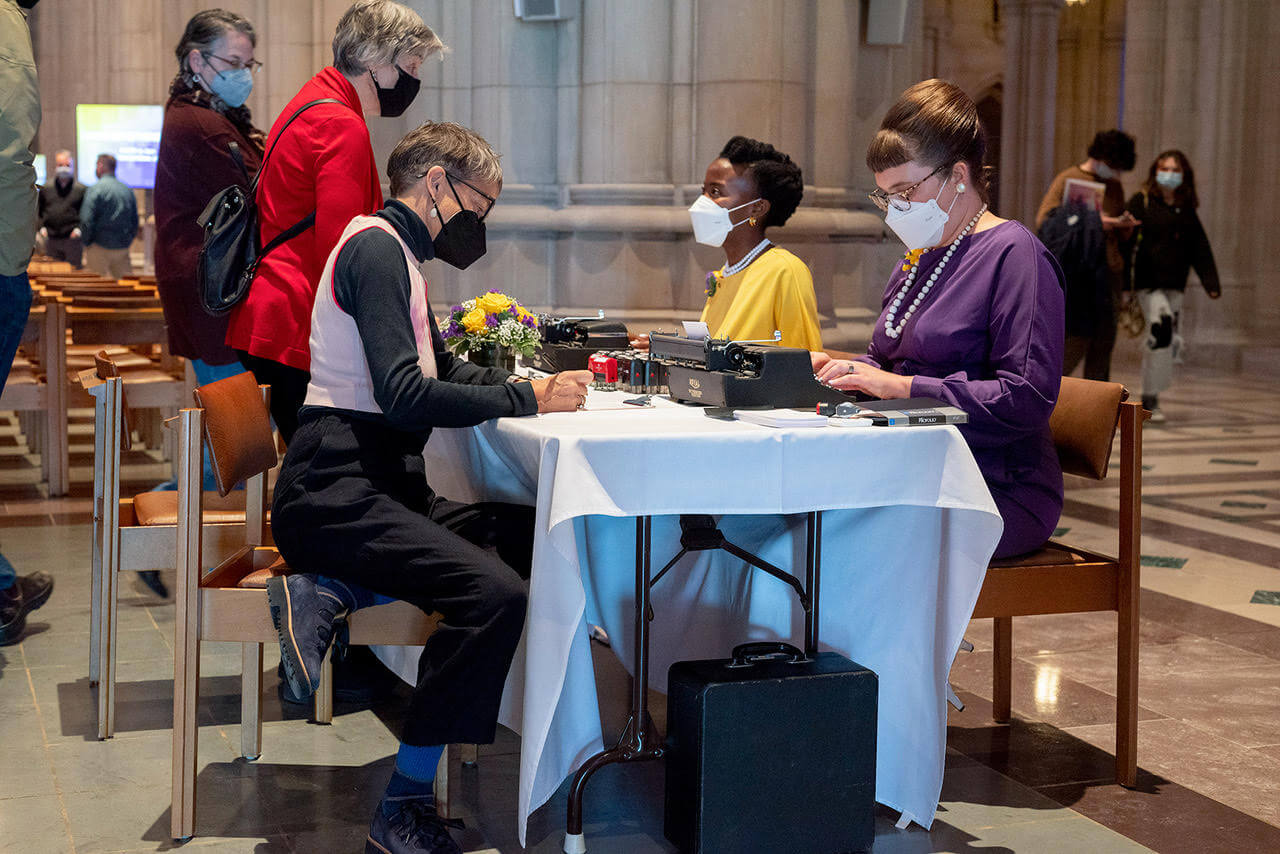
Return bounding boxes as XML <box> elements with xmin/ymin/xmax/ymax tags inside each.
<box><xmin>689</xmin><ymin>136</ymin><xmax>822</xmax><ymax>350</ymax></box>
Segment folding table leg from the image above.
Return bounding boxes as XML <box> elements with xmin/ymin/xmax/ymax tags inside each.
<box><xmin>564</xmin><ymin>516</ymin><xmax>663</xmax><ymax>854</ymax></box>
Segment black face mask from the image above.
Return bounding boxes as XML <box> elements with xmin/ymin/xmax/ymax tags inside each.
<box><xmin>432</xmin><ymin>175</ymin><xmax>488</xmax><ymax>270</ymax></box>
<box><xmin>372</xmin><ymin>65</ymin><xmax>420</xmax><ymax>118</ymax></box>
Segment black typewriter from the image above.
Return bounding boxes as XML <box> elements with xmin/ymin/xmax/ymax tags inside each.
<box><xmin>525</xmin><ymin>312</ymin><xmax>632</xmax><ymax>373</ymax></box>
<box><xmin>649</xmin><ymin>332</ymin><xmax>851</xmax><ymax>408</ymax></box>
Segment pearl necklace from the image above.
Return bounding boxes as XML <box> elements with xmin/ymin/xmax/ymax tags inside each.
<box><xmin>720</xmin><ymin>238</ymin><xmax>772</xmax><ymax>278</ymax></box>
<box><xmin>882</xmin><ymin>205</ymin><xmax>987</xmax><ymax>340</ymax></box>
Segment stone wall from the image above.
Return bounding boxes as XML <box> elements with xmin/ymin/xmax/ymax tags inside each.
<box><xmin>28</xmin><ymin>0</ymin><xmax>923</xmax><ymax>349</ymax></box>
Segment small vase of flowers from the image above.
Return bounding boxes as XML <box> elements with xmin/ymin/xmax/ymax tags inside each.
<box><xmin>441</xmin><ymin>290</ymin><xmax>542</xmax><ymax>370</ymax></box>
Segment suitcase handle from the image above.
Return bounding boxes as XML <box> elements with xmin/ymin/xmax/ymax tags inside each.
<box><xmin>727</xmin><ymin>642</ymin><xmax>809</xmax><ymax>668</ymax></box>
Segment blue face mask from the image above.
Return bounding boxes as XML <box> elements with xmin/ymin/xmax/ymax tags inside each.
<box><xmin>208</xmin><ymin>67</ymin><xmax>253</xmax><ymax>108</ymax></box>
<box><xmin>1155</xmin><ymin>170</ymin><xmax>1183</xmax><ymax>190</ymax></box>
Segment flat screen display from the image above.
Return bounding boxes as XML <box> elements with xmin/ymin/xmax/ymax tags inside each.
<box><xmin>33</xmin><ymin>153</ymin><xmax>45</xmax><ymax>185</ymax></box>
<box><xmin>75</xmin><ymin>104</ymin><xmax>164</xmax><ymax>189</ymax></box>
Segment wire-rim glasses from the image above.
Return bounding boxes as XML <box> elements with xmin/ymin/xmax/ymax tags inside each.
<box><xmin>868</xmin><ymin>164</ymin><xmax>947</xmax><ymax>212</ymax></box>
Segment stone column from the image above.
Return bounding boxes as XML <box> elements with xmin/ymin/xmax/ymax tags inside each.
<box><xmin>998</xmin><ymin>0</ymin><xmax>1065</xmax><ymax>224</ymax></box>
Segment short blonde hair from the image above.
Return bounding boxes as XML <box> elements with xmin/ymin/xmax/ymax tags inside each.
<box><xmin>332</xmin><ymin>1</ymin><xmax>446</xmax><ymax>76</ymax></box>
<box><xmin>387</xmin><ymin>122</ymin><xmax>502</xmax><ymax>198</ymax></box>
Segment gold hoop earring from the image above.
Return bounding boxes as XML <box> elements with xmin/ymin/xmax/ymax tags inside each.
<box><xmin>748</xmin><ymin>217</ymin><xmax>758</xmax><ymax>227</ymax></box>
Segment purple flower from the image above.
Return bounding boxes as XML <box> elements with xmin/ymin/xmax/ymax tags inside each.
<box><xmin>522</xmin><ymin>315</ymin><xmax>539</xmax><ymax>329</ymax></box>
<box><xmin>443</xmin><ymin>322</ymin><xmax>462</xmax><ymax>339</ymax></box>
<box><xmin>450</xmin><ymin>305</ymin><xmax>463</xmax><ymax>315</ymax></box>
<box><xmin>485</xmin><ymin>314</ymin><xmax>500</xmax><ymax>328</ymax></box>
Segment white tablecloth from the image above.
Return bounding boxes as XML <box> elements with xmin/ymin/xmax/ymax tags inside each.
<box><xmin>374</xmin><ymin>392</ymin><xmax>1002</xmax><ymax>843</ymax></box>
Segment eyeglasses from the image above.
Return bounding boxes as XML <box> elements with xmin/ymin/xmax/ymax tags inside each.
<box><xmin>418</xmin><ymin>170</ymin><xmax>498</xmax><ymax>222</ymax></box>
<box><xmin>868</xmin><ymin>165</ymin><xmax>947</xmax><ymax>212</ymax></box>
<box><xmin>201</xmin><ymin>51</ymin><xmax>264</xmax><ymax>74</ymax></box>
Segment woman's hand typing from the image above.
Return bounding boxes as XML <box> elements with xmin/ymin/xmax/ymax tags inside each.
<box><xmin>815</xmin><ymin>359</ymin><xmax>913</xmax><ymax>399</ymax></box>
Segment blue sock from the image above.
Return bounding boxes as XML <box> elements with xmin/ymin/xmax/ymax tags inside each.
<box><xmin>383</xmin><ymin>743</ymin><xmax>445</xmax><ymax>804</ymax></box>
<box><xmin>315</xmin><ymin>576</ymin><xmax>395</xmax><ymax>612</ymax></box>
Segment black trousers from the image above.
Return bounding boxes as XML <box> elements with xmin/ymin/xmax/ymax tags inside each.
<box><xmin>271</xmin><ymin>410</ymin><xmax>530</xmax><ymax>747</ymax></box>
<box><xmin>235</xmin><ymin>350</ymin><xmax>310</xmax><ymax>445</ymax></box>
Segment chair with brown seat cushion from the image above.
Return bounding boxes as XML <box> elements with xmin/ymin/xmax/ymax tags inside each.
<box><xmin>82</xmin><ymin>353</ymin><xmax>252</xmax><ymax>739</ymax></box>
<box><xmin>170</xmin><ymin>372</ymin><xmax>457</xmax><ymax>841</ymax></box>
<box><xmin>970</xmin><ymin>376</ymin><xmax>1148</xmax><ymax>786</ymax></box>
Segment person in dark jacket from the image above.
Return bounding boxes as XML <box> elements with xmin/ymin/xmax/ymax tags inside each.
<box><xmin>155</xmin><ymin>9</ymin><xmax>265</xmax><ymax>387</ymax></box>
<box><xmin>1125</xmin><ymin>150</ymin><xmax>1220</xmax><ymax>422</ymax></box>
<box><xmin>37</xmin><ymin>150</ymin><xmax>85</xmax><ymax>268</ymax></box>
<box><xmin>81</xmin><ymin>154</ymin><xmax>139</xmax><ymax>278</ymax></box>
<box><xmin>1035</xmin><ymin>130</ymin><xmax>1139</xmax><ymax>381</ymax></box>
<box><xmin>268</xmin><ymin>122</ymin><xmax>590</xmax><ymax>854</ymax></box>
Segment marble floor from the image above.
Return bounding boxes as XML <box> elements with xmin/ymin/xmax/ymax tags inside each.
<box><xmin>0</xmin><ymin>364</ymin><xmax>1278</xmax><ymax>853</ymax></box>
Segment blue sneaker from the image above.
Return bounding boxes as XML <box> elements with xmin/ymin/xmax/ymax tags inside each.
<box><xmin>366</xmin><ymin>796</ymin><xmax>463</xmax><ymax>854</ymax></box>
<box><xmin>266</xmin><ymin>574</ymin><xmax>347</xmax><ymax>700</ymax></box>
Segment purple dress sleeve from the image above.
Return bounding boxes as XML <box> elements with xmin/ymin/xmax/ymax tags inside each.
<box><xmin>867</xmin><ymin>221</ymin><xmax>1066</xmax><ymax>557</ymax></box>
<box><xmin>907</xmin><ymin>229</ymin><xmax>1064</xmax><ymax>450</ymax></box>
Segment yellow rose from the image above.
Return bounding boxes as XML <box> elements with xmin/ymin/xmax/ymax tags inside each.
<box><xmin>462</xmin><ymin>307</ymin><xmax>488</xmax><ymax>333</ymax></box>
<box><xmin>476</xmin><ymin>292</ymin><xmax>511</xmax><ymax>315</ymax></box>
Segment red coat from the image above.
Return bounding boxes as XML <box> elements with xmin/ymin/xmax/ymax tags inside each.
<box><xmin>226</xmin><ymin>67</ymin><xmax>383</xmax><ymax>371</ymax></box>
<box><xmin>154</xmin><ymin>95</ymin><xmax>263</xmax><ymax>365</ymax></box>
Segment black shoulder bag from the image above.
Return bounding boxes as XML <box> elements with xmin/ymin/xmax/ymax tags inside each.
<box><xmin>196</xmin><ymin>98</ymin><xmax>341</xmax><ymax>316</ymax></box>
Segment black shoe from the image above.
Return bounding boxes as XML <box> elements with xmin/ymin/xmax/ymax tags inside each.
<box><xmin>138</xmin><ymin>570</ymin><xmax>169</xmax><ymax>599</ymax></box>
<box><xmin>276</xmin><ymin>642</ymin><xmax>399</xmax><ymax>706</ymax></box>
<box><xmin>267</xmin><ymin>574</ymin><xmax>347</xmax><ymax>701</ymax></box>
<box><xmin>366</xmin><ymin>796</ymin><xmax>463</xmax><ymax>854</ymax></box>
<box><xmin>0</xmin><ymin>571</ymin><xmax>55</xmax><ymax>646</ymax></box>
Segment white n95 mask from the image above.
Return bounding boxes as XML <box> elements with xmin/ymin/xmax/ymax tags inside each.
<box><xmin>883</xmin><ymin>178</ymin><xmax>956</xmax><ymax>252</ymax></box>
<box><xmin>688</xmin><ymin>195</ymin><xmax>760</xmax><ymax>247</ymax></box>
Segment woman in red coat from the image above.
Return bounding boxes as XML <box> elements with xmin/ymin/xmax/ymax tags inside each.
<box><xmin>227</xmin><ymin>0</ymin><xmax>445</xmax><ymax>442</ymax></box>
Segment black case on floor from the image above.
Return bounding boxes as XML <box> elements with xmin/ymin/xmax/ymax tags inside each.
<box><xmin>664</xmin><ymin>642</ymin><xmax>877</xmax><ymax>854</ymax></box>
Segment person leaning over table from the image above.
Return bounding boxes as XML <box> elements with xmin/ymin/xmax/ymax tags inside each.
<box><xmin>689</xmin><ymin>135</ymin><xmax>823</xmax><ymax>350</ymax></box>
<box><xmin>266</xmin><ymin>122</ymin><xmax>591</xmax><ymax>854</ymax></box>
<box><xmin>226</xmin><ymin>0</ymin><xmax>445</xmax><ymax>445</ymax></box>
<box><xmin>814</xmin><ymin>79</ymin><xmax>1066</xmax><ymax>560</ymax></box>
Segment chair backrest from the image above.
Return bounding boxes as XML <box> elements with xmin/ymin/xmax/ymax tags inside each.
<box><xmin>1049</xmin><ymin>376</ymin><xmax>1127</xmax><ymax>480</ymax></box>
<box><xmin>93</xmin><ymin>351</ymin><xmax>132</xmax><ymax>452</ymax></box>
<box><xmin>191</xmin><ymin>372</ymin><xmax>276</xmax><ymax>496</ymax></box>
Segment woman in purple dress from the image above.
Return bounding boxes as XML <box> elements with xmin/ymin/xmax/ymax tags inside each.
<box><xmin>816</xmin><ymin>79</ymin><xmax>1066</xmax><ymax>558</ymax></box>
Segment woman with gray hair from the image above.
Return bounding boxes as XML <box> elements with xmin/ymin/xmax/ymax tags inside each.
<box><xmin>227</xmin><ymin>0</ymin><xmax>446</xmax><ymax>445</ymax></box>
<box><xmin>267</xmin><ymin>122</ymin><xmax>590</xmax><ymax>854</ymax></box>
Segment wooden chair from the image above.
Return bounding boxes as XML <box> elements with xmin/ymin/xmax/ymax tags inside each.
<box><xmin>65</xmin><ymin>302</ymin><xmax>191</xmax><ymax>482</ymax></box>
<box><xmin>81</xmin><ymin>353</ymin><xmax>249</xmax><ymax>739</ymax></box>
<box><xmin>971</xmin><ymin>376</ymin><xmax>1147</xmax><ymax>787</ymax></box>
<box><xmin>0</xmin><ymin>300</ymin><xmax>68</xmax><ymax>495</ymax></box>
<box><xmin>170</xmin><ymin>372</ymin><xmax>457</xmax><ymax>840</ymax></box>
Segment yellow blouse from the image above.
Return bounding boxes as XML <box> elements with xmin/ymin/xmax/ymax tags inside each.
<box><xmin>699</xmin><ymin>246</ymin><xmax>823</xmax><ymax>350</ymax></box>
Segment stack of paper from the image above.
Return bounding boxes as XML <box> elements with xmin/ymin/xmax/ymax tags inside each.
<box><xmin>733</xmin><ymin>409</ymin><xmax>830</xmax><ymax>428</ymax></box>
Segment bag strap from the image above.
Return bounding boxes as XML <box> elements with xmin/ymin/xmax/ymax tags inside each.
<box><xmin>227</xmin><ymin>141</ymin><xmax>251</xmax><ymax>186</ymax></box>
<box><xmin>251</xmin><ymin>97</ymin><xmax>343</xmax><ymax>194</ymax></box>
<box><xmin>248</xmin><ymin>98</ymin><xmax>342</xmax><ymax>258</ymax></box>
<box><xmin>260</xmin><ymin>210</ymin><xmax>316</xmax><ymax>256</ymax></box>
<box><xmin>1126</xmin><ymin>191</ymin><xmax>1146</xmax><ymax>296</ymax></box>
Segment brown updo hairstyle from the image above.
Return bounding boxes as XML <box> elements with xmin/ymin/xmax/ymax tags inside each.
<box><xmin>866</xmin><ymin>79</ymin><xmax>990</xmax><ymax>204</ymax></box>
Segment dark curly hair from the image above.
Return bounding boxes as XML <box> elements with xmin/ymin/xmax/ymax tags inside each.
<box><xmin>718</xmin><ymin>136</ymin><xmax>804</xmax><ymax>228</ymax></box>
<box><xmin>1087</xmin><ymin>129</ymin><xmax>1137</xmax><ymax>172</ymax></box>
